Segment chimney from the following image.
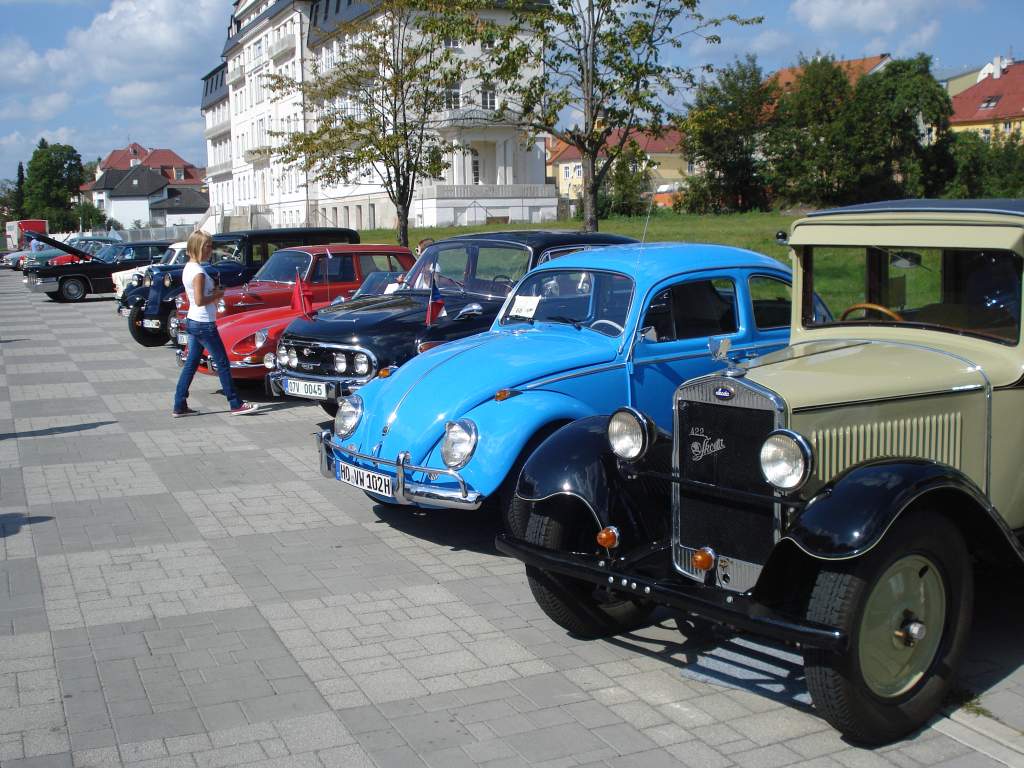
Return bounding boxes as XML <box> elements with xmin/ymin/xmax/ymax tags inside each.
<box><xmin>993</xmin><ymin>55</ymin><xmax>1002</xmax><ymax>79</ymax></box>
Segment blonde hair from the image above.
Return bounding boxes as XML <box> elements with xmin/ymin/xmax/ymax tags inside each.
<box><xmin>186</xmin><ymin>230</ymin><xmax>212</xmax><ymax>262</ymax></box>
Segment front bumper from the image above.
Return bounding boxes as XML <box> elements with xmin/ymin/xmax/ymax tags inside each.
<box><xmin>494</xmin><ymin>533</ymin><xmax>847</xmax><ymax>652</ymax></box>
<box><xmin>316</xmin><ymin>429</ymin><xmax>483</xmax><ymax>511</ymax></box>
<box><xmin>28</xmin><ymin>277</ymin><xmax>58</xmax><ymax>293</ymax></box>
<box><xmin>267</xmin><ymin>369</ymin><xmax>369</xmax><ymax>401</ymax></box>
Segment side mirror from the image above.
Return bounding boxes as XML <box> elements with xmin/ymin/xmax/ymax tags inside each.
<box><xmin>775</xmin><ymin>230</ymin><xmax>789</xmax><ymax>246</ymax></box>
<box><xmin>455</xmin><ymin>303</ymin><xmax>483</xmax><ymax>321</ymax></box>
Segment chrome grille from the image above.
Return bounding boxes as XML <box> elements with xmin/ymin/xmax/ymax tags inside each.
<box><xmin>279</xmin><ymin>336</ymin><xmax>376</xmax><ymax>380</ymax></box>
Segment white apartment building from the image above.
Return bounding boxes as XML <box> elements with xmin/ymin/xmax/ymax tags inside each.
<box><xmin>201</xmin><ymin>0</ymin><xmax>556</xmax><ymax>232</ymax></box>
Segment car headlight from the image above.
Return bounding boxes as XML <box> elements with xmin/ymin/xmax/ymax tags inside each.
<box><xmin>263</xmin><ymin>353</ymin><xmax>276</xmax><ymax>369</ymax></box>
<box><xmin>759</xmin><ymin>429</ymin><xmax>813</xmax><ymax>491</ymax></box>
<box><xmin>353</xmin><ymin>353</ymin><xmax>370</xmax><ymax>376</ymax></box>
<box><xmin>163</xmin><ymin>274</ymin><xmax>172</xmax><ymax>288</ymax></box>
<box><xmin>277</xmin><ymin>345</ymin><xmax>289</xmax><ymax>366</ymax></box>
<box><xmin>143</xmin><ymin>275</ymin><xmax>152</xmax><ymax>287</ymax></box>
<box><xmin>132</xmin><ymin>274</ymin><xmax>143</xmax><ymax>287</ymax></box>
<box><xmin>334</xmin><ymin>353</ymin><xmax>348</xmax><ymax>373</ymax></box>
<box><xmin>441</xmin><ymin>419</ymin><xmax>478</xmax><ymax>469</ymax></box>
<box><xmin>608</xmin><ymin>407</ymin><xmax>654</xmax><ymax>461</ymax></box>
<box><xmin>174</xmin><ymin>295</ymin><xmax>184</xmax><ymax>309</ymax></box>
<box><xmin>334</xmin><ymin>395</ymin><xmax>363</xmax><ymax>437</ymax></box>
<box><xmin>287</xmin><ymin>347</ymin><xmax>298</xmax><ymax>367</ymax></box>
<box><xmin>254</xmin><ymin>328</ymin><xmax>269</xmax><ymax>349</ymax></box>
<box><xmin>217</xmin><ymin>299</ymin><xmax>226</xmax><ymax>313</ymax></box>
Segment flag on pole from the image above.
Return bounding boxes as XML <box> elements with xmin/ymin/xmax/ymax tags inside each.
<box><xmin>291</xmin><ymin>267</ymin><xmax>312</xmax><ymax>317</ymax></box>
<box><xmin>426</xmin><ymin>270</ymin><xmax>447</xmax><ymax>326</ymax></box>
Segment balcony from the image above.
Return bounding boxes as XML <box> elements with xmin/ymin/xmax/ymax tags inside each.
<box><xmin>204</xmin><ymin>119</ymin><xmax>231</xmax><ymax>140</ymax></box>
<box><xmin>226</xmin><ymin>65</ymin><xmax>246</xmax><ymax>87</ymax></box>
<box><xmin>416</xmin><ymin>183</ymin><xmax>557</xmax><ymax>200</ymax></box>
<box><xmin>269</xmin><ymin>35</ymin><xmax>296</xmax><ymax>61</ymax></box>
<box><xmin>244</xmin><ymin>145</ymin><xmax>272</xmax><ymax>166</ymax></box>
<box><xmin>207</xmin><ymin>160</ymin><xmax>233</xmax><ymax>178</ymax></box>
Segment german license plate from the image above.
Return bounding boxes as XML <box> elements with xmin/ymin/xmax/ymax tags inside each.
<box><xmin>176</xmin><ymin>333</ymin><xmax>188</xmax><ymax>346</ymax></box>
<box><xmin>336</xmin><ymin>460</ymin><xmax>393</xmax><ymax>497</ymax></box>
<box><xmin>285</xmin><ymin>378</ymin><xmax>326</xmax><ymax>399</ymax></box>
<box><xmin>142</xmin><ymin>319</ymin><xmax>162</xmax><ymax>329</ymax></box>
<box><xmin>118</xmin><ymin>307</ymin><xmax>130</xmax><ymax>317</ymax></box>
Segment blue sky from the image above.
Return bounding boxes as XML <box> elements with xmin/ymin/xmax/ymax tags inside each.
<box><xmin>0</xmin><ymin>0</ymin><xmax>1020</xmax><ymax>182</ymax></box>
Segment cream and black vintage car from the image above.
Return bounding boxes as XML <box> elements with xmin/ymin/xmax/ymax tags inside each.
<box><xmin>496</xmin><ymin>199</ymin><xmax>1024</xmax><ymax>744</ymax></box>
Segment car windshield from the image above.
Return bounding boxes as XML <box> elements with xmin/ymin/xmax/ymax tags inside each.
<box><xmin>93</xmin><ymin>245</ymin><xmax>120</xmax><ymax>262</ymax></box>
<box><xmin>403</xmin><ymin>241</ymin><xmax>531</xmax><ymax>297</ymax></box>
<box><xmin>252</xmin><ymin>249</ymin><xmax>311</xmax><ymax>283</ymax></box>
<box><xmin>804</xmin><ymin>245</ymin><xmax>1023</xmax><ymax>344</ymax></box>
<box><xmin>212</xmin><ymin>240</ymin><xmax>242</xmax><ymax>263</ymax></box>
<box><xmin>354</xmin><ymin>271</ymin><xmax>403</xmax><ymax>298</ymax></box>
<box><xmin>500</xmin><ymin>269</ymin><xmax>634</xmax><ymax>336</ymax></box>
<box><xmin>159</xmin><ymin>247</ymin><xmax>180</xmax><ymax>265</ymax></box>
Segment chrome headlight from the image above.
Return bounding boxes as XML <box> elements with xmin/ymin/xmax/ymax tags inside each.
<box><xmin>132</xmin><ymin>274</ymin><xmax>143</xmax><ymax>287</ymax></box>
<box><xmin>441</xmin><ymin>419</ymin><xmax>478</xmax><ymax>469</ymax></box>
<box><xmin>759</xmin><ymin>429</ymin><xmax>813</xmax><ymax>491</ymax></box>
<box><xmin>263</xmin><ymin>353</ymin><xmax>276</xmax><ymax>369</ymax></box>
<box><xmin>353</xmin><ymin>353</ymin><xmax>370</xmax><ymax>376</ymax></box>
<box><xmin>334</xmin><ymin>395</ymin><xmax>363</xmax><ymax>437</ymax></box>
<box><xmin>276</xmin><ymin>345</ymin><xmax>289</xmax><ymax>366</ymax></box>
<box><xmin>162</xmin><ymin>274</ymin><xmax>172</xmax><ymax>288</ymax></box>
<box><xmin>143</xmin><ymin>275</ymin><xmax>152</xmax><ymax>287</ymax></box>
<box><xmin>217</xmin><ymin>299</ymin><xmax>227</xmax><ymax>313</ymax></box>
<box><xmin>608</xmin><ymin>407</ymin><xmax>654</xmax><ymax>461</ymax></box>
<box><xmin>254</xmin><ymin>328</ymin><xmax>269</xmax><ymax>349</ymax></box>
<box><xmin>333</xmin><ymin>353</ymin><xmax>348</xmax><ymax>373</ymax></box>
<box><xmin>287</xmin><ymin>347</ymin><xmax>298</xmax><ymax>367</ymax></box>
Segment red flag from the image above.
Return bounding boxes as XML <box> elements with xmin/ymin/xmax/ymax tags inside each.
<box><xmin>291</xmin><ymin>268</ymin><xmax>312</xmax><ymax>317</ymax></box>
<box><xmin>426</xmin><ymin>270</ymin><xmax>447</xmax><ymax>326</ymax></box>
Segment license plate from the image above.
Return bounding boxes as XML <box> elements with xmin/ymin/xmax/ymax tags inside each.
<box><xmin>142</xmin><ymin>319</ymin><xmax>162</xmax><ymax>329</ymax></box>
<box><xmin>285</xmin><ymin>378</ymin><xmax>326</xmax><ymax>399</ymax></box>
<box><xmin>336</xmin><ymin>460</ymin><xmax>393</xmax><ymax>497</ymax></box>
<box><xmin>177</xmin><ymin>333</ymin><xmax>188</xmax><ymax>346</ymax></box>
<box><xmin>118</xmin><ymin>307</ymin><xmax>130</xmax><ymax>317</ymax></box>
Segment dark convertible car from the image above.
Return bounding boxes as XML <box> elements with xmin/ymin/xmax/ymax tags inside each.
<box><xmin>269</xmin><ymin>231</ymin><xmax>637</xmax><ymax>415</ymax></box>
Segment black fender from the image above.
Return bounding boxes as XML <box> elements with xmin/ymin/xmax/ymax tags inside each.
<box><xmin>785</xmin><ymin>458</ymin><xmax>1024</xmax><ymax>565</ymax></box>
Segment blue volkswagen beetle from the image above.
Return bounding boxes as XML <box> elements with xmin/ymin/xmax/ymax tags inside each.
<box><xmin>316</xmin><ymin>243</ymin><xmax>798</xmax><ymax>533</ymax></box>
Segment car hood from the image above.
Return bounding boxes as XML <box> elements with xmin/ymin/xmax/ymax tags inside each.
<box><xmin>744</xmin><ymin>339</ymin><xmax>990</xmax><ymax>411</ymax></box>
<box><xmin>218</xmin><ymin>303</ymin><xmax>329</xmax><ymax>346</ymax></box>
<box><xmin>353</xmin><ymin>326</ymin><xmax>618</xmax><ymax>462</ymax></box>
<box><xmin>286</xmin><ymin>292</ymin><xmax>431</xmax><ymax>338</ymax></box>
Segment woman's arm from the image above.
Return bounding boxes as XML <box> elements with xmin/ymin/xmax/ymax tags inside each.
<box><xmin>191</xmin><ymin>273</ymin><xmax>224</xmax><ymax>307</ymax></box>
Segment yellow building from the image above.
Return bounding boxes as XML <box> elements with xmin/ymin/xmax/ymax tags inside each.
<box><xmin>950</xmin><ymin>57</ymin><xmax>1024</xmax><ymax>140</ymax></box>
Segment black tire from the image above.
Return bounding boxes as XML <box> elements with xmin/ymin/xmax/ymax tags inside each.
<box><xmin>320</xmin><ymin>401</ymin><xmax>339</xmax><ymax>418</ymax></box>
<box><xmin>127</xmin><ymin>304</ymin><xmax>169</xmax><ymax>347</ymax></box>
<box><xmin>497</xmin><ymin>424</ymin><xmax>566</xmax><ymax>537</ymax></box>
<box><xmin>59</xmin><ymin>277</ymin><xmax>87</xmax><ymax>302</ymax></box>
<box><xmin>46</xmin><ymin>292</ymin><xmax>62</xmax><ymax>301</ymax></box>
<box><xmin>803</xmin><ymin>510</ymin><xmax>972</xmax><ymax>745</ymax></box>
<box><xmin>525</xmin><ymin>500</ymin><xmax>654</xmax><ymax>638</ymax></box>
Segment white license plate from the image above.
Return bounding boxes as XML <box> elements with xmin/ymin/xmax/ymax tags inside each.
<box><xmin>118</xmin><ymin>308</ymin><xmax>130</xmax><ymax>317</ymax></box>
<box><xmin>177</xmin><ymin>333</ymin><xmax>188</xmax><ymax>346</ymax></box>
<box><xmin>336</xmin><ymin>460</ymin><xmax>393</xmax><ymax>497</ymax></box>
<box><xmin>285</xmin><ymin>378</ymin><xmax>326</xmax><ymax>399</ymax></box>
<box><xmin>142</xmin><ymin>319</ymin><xmax>162</xmax><ymax>329</ymax></box>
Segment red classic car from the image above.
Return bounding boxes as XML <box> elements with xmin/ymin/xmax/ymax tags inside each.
<box><xmin>171</xmin><ymin>244</ymin><xmax>413</xmax><ymax>342</ymax></box>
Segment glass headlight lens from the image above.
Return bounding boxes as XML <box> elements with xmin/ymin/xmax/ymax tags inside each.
<box><xmin>143</xmin><ymin>275</ymin><xmax>152</xmax><ymax>287</ymax></box>
<box><xmin>608</xmin><ymin>408</ymin><xmax>649</xmax><ymax>461</ymax></box>
<box><xmin>334</xmin><ymin>395</ymin><xmax>363</xmax><ymax>437</ymax></box>
<box><xmin>163</xmin><ymin>274</ymin><xmax>172</xmax><ymax>288</ymax></box>
<box><xmin>254</xmin><ymin>328</ymin><xmax>269</xmax><ymax>349</ymax></box>
<box><xmin>132</xmin><ymin>274</ymin><xmax>143</xmax><ymax>287</ymax></box>
<box><xmin>441</xmin><ymin>419</ymin><xmax>478</xmax><ymax>469</ymax></box>
<box><xmin>287</xmin><ymin>347</ymin><xmax>298</xmax><ymax>367</ymax></box>
<box><xmin>353</xmin><ymin>353</ymin><xmax>370</xmax><ymax>375</ymax></box>
<box><xmin>217</xmin><ymin>299</ymin><xmax>227</xmax><ymax>313</ymax></box>
<box><xmin>276</xmin><ymin>345</ymin><xmax>288</xmax><ymax>365</ymax></box>
<box><xmin>333</xmin><ymin>353</ymin><xmax>348</xmax><ymax>373</ymax></box>
<box><xmin>760</xmin><ymin>430</ymin><xmax>812</xmax><ymax>491</ymax></box>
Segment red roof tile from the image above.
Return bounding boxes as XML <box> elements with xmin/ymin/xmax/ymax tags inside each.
<box><xmin>951</xmin><ymin>62</ymin><xmax>1024</xmax><ymax>125</ymax></box>
<box><xmin>551</xmin><ymin>129</ymin><xmax>683</xmax><ymax>163</ymax></box>
<box><xmin>97</xmin><ymin>144</ymin><xmax>203</xmax><ymax>184</ymax></box>
<box><xmin>769</xmin><ymin>54</ymin><xmax>891</xmax><ymax>93</ymax></box>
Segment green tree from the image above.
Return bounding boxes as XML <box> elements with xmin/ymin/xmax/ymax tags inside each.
<box><xmin>13</xmin><ymin>162</ymin><xmax>25</xmax><ymax>220</ymax></box>
<box><xmin>945</xmin><ymin>130</ymin><xmax>1024</xmax><ymax>199</ymax></box>
<box><xmin>477</xmin><ymin>0</ymin><xmax>760</xmax><ymax>231</ymax></box>
<box><xmin>608</xmin><ymin>141</ymin><xmax>652</xmax><ymax>216</ymax></box>
<box><xmin>677</xmin><ymin>54</ymin><xmax>775</xmax><ymax>212</ymax></box>
<box><xmin>24</xmin><ymin>138</ymin><xmax>85</xmax><ymax>230</ymax></box>
<box><xmin>71</xmin><ymin>201</ymin><xmax>107</xmax><ymax>231</ymax></box>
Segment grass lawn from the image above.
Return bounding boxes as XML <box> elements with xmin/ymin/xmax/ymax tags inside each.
<box><xmin>359</xmin><ymin>210</ymin><xmax>799</xmax><ymax>263</ymax></box>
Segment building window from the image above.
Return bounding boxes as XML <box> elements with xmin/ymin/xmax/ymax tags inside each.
<box><xmin>481</xmin><ymin>36</ymin><xmax>496</xmax><ymax>52</ymax></box>
<box><xmin>981</xmin><ymin>128</ymin><xmax>992</xmax><ymax>142</ymax></box>
<box><xmin>980</xmin><ymin>96</ymin><xmax>1001</xmax><ymax>109</ymax></box>
<box><xmin>1005</xmin><ymin>121</ymin><xmax>1013</xmax><ymax>134</ymax></box>
<box><xmin>331</xmin><ymin>206</ymin><xmax>338</xmax><ymax>224</ymax></box>
<box><xmin>562</xmin><ymin>165</ymin><xmax>569</xmax><ymax>180</ymax></box>
<box><xmin>687</xmin><ymin>160</ymin><xmax>696</xmax><ymax>175</ymax></box>
<box><xmin>175</xmin><ymin>168</ymin><xmax>184</xmax><ymax>181</ymax></box>
<box><xmin>481</xmin><ymin>87</ymin><xmax>496</xmax><ymax>111</ymax></box>
<box><xmin>444</xmin><ymin>83</ymin><xmax>461</xmax><ymax>110</ymax></box>
<box><xmin>574</xmin><ymin>165</ymin><xmax>582</xmax><ymax>178</ymax></box>
<box><xmin>368</xmin><ymin>203</ymin><xmax>376</xmax><ymax>229</ymax></box>
<box><xmin>444</xmin><ymin>38</ymin><xmax>460</xmax><ymax>50</ymax></box>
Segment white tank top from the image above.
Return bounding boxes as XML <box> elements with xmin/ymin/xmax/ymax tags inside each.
<box><xmin>182</xmin><ymin>261</ymin><xmax>217</xmax><ymax>323</ymax></box>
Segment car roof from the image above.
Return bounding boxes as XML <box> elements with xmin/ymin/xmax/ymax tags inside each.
<box><xmin>531</xmin><ymin>242</ymin><xmax>788</xmax><ymax>286</ymax></box>
<box><xmin>279</xmin><ymin>244</ymin><xmax>412</xmax><ymax>255</ymax></box>
<box><xmin>117</xmin><ymin>240</ymin><xmax>173</xmax><ymax>247</ymax></box>
<box><xmin>437</xmin><ymin>230</ymin><xmax>637</xmax><ymax>250</ymax></box>
<box><xmin>810</xmin><ymin>199</ymin><xmax>1024</xmax><ymax>218</ymax></box>
<box><xmin>213</xmin><ymin>227</ymin><xmax>359</xmax><ymax>240</ymax></box>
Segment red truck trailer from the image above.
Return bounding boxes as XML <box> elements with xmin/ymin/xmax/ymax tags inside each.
<box><xmin>5</xmin><ymin>219</ymin><xmax>49</xmax><ymax>250</ymax></box>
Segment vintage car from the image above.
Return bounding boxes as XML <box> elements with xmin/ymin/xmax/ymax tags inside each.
<box><xmin>119</xmin><ymin>227</ymin><xmax>359</xmax><ymax>347</ymax></box>
<box><xmin>23</xmin><ymin>234</ymin><xmax>168</xmax><ymax>301</ymax></box>
<box><xmin>315</xmin><ymin>243</ymin><xmax>798</xmax><ymax>534</ymax></box>
<box><xmin>113</xmin><ymin>241</ymin><xmax>186</xmax><ymax>298</ymax></box>
<box><xmin>270</xmin><ymin>231</ymin><xmax>637</xmax><ymax>415</ymax></box>
<box><xmin>495</xmin><ymin>199</ymin><xmax>1024</xmax><ymax>744</ymax></box>
<box><xmin>21</xmin><ymin>235</ymin><xmax>120</xmax><ymax>270</ymax></box>
<box><xmin>168</xmin><ymin>244</ymin><xmax>413</xmax><ymax>345</ymax></box>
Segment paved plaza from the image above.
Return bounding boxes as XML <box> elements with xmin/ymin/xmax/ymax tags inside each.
<box><xmin>1</xmin><ymin>268</ymin><xmax>1023</xmax><ymax>768</ymax></box>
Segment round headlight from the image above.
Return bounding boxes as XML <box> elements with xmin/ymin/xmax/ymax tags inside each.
<box><xmin>254</xmin><ymin>328</ymin><xmax>269</xmax><ymax>349</ymax></box>
<box><xmin>334</xmin><ymin>353</ymin><xmax>348</xmax><ymax>373</ymax></box>
<box><xmin>132</xmin><ymin>274</ymin><xmax>143</xmax><ymax>287</ymax></box>
<box><xmin>441</xmin><ymin>419</ymin><xmax>478</xmax><ymax>469</ymax></box>
<box><xmin>287</xmin><ymin>347</ymin><xmax>298</xmax><ymax>367</ymax></box>
<box><xmin>217</xmin><ymin>299</ymin><xmax>227</xmax><ymax>314</ymax></box>
<box><xmin>353</xmin><ymin>353</ymin><xmax>370</xmax><ymax>376</ymax></box>
<box><xmin>334</xmin><ymin>395</ymin><xmax>363</xmax><ymax>437</ymax></box>
<box><xmin>760</xmin><ymin>430</ymin><xmax>813</xmax><ymax>491</ymax></box>
<box><xmin>608</xmin><ymin>408</ymin><xmax>651</xmax><ymax>461</ymax></box>
<box><xmin>143</xmin><ymin>275</ymin><xmax>152</xmax><ymax>287</ymax></box>
<box><xmin>163</xmin><ymin>274</ymin><xmax>172</xmax><ymax>288</ymax></box>
<box><xmin>263</xmin><ymin>352</ymin><xmax>276</xmax><ymax>369</ymax></box>
<box><xmin>276</xmin><ymin>345</ymin><xmax>288</xmax><ymax>366</ymax></box>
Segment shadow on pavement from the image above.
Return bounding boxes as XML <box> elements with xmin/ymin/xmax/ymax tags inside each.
<box><xmin>370</xmin><ymin>503</ymin><xmax>502</xmax><ymax>556</ymax></box>
<box><xmin>0</xmin><ymin>420</ymin><xmax>119</xmax><ymax>441</ymax></box>
<box><xmin>0</xmin><ymin>512</ymin><xmax>53</xmax><ymax>539</ymax></box>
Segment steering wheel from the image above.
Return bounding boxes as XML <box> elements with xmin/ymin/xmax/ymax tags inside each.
<box><xmin>840</xmin><ymin>303</ymin><xmax>904</xmax><ymax>322</ymax></box>
<box><xmin>590</xmin><ymin>319</ymin><xmax>625</xmax><ymax>335</ymax></box>
<box><xmin>491</xmin><ymin>274</ymin><xmax>513</xmax><ymax>288</ymax></box>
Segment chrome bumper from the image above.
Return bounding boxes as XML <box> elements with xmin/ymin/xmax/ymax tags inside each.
<box><xmin>174</xmin><ymin>349</ymin><xmax>264</xmax><ymax>371</ymax></box>
<box><xmin>28</xmin><ymin>278</ymin><xmax>57</xmax><ymax>293</ymax></box>
<box><xmin>315</xmin><ymin>429</ymin><xmax>483</xmax><ymax>511</ymax></box>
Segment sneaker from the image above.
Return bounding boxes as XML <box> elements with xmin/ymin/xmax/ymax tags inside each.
<box><xmin>172</xmin><ymin>407</ymin><xmax>199</xmax><ymax>418</ymax></box>
<box><xmin>230</xmin><ymin>402</ymin><xmax>260</xmax><ymax>416</ymax></box>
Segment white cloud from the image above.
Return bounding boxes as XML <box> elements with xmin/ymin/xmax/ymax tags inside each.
<box><xmin>0</xmin><ymin>36</ymin><xmax>46</xmax><ymax>87</ymax></box>
<box><xmin>897</xmin><ymin>19</ymin><xmax>940</xmax><ymax>56</ymax></box>
<box><xmin>0</xmin><ymin>131</ymin><xmax>24</xmax><ymax>148</ymax></box>
<box><xmin>790</xmin><ymin>0</ymin><xmax>929</xmax><ymax>35</ymax></box>
<box><xmin>29</xmin><ymin>92</ymin><xmax>70</xmax><ymax>122</ymax></box>
<box><xmin>750</xmin><ymin>29</ymin><xmax>792</xmax><ymax>55</ymax></box>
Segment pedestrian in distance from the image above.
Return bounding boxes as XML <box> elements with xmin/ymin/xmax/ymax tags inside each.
<box><xmin>29</xmin><ymin>237</ymin><xmax>44</xmax><ymax>252</ymax></box>
<box><xmin>172</xmin><ymin>230</ymin><xmax>259</xmax><ymax>417</ymax></box>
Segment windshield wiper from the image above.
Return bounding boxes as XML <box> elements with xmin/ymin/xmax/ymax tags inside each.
<box><xmin>506</xmin><ymin>314</ymin><xmax>535</xmax><ymax>325</ymax></box>
<box><xmin>547</xmin><ymin>315</ymin><xmax>582</xmax><ymax>330</ymax></box>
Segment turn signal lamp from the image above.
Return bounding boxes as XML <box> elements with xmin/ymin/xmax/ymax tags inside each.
<box><xmin>691</xmin><ymin>547</ymin><xmax>715</xmax><ymax>572</ymax></box>
<box><xmin>377</xmin><ymin>367</ymin><xmax>396</xmax><ymax>379</ymax></box>
<box><xmin>417</xmin><ymin>340</ymin><xmax>445</xmax><ymax>354</ymax></box>
<box><xmin>494</xmin><ymin>389</ymin><xmax>521</xmax><ymax>402</ymax></box>
<box><xmin>596</xmin><ymin>526</ymin><xmax>620</xmax><ymax>549</ymax></box>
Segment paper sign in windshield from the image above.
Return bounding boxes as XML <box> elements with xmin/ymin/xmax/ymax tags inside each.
<box><xmin>509</xmin><ymin>295</ymin><xmax>541</xmax><ymax>318</ymax></box>
<box><xmin>384</xmin><ymin>283</ymin><xmax>400</xmax><ymax>294</ymax></box>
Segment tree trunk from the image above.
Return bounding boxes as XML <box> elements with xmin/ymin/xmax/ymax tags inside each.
<box><xmin>581</xmin><ymin>153</ymin><xmax>599</xmax><ymax>232</ymax></box>
<box><xmin>395</xmin><ymin>202</ymin><xmax>409</xmax><ymax>248</ymax></box>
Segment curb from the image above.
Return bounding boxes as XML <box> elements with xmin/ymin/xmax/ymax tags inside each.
<box><xmin>932</xmin><ymin>711</ymin><xmax>1024</xmax><ymax>767</ymax></box>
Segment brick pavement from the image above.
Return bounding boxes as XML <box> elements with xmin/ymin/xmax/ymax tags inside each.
<box><xmin>0</xmin><ymin>269</ymin><xmax>1021</xmax><ymax>768</ymax></box>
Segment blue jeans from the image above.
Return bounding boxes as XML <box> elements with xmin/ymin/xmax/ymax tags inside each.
<box><xmin>173</xmin><ymin>319</ymin><xmax>242</xmax><ymax>412</ymax></box>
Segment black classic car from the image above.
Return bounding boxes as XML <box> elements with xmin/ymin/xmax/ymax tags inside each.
<box><xmin>23</xmin><ymin>233</ymin><xmax>170</xmax><ymax>301</ymax></box>
<box><xmin>269</xmin><ymin>231</ymin><xmax>637</xmax><ymax>415</ymax></box>
<box><xmin>119</xmin><ymin>227</ymin><xmax>359</xmax><ymax>346</ymax></box>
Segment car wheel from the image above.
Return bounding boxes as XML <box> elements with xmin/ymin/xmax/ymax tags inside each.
<box><xmin>127</xmin><ymin>304</ymin><xmax>168</xmax><ymax>347</ymax></box>
<box><xmin>802</xmin><ymin>510</ymin><xmax>972</xmax><ymax>745</ymax></box>
<box><xmin>46</xmin><ymin>291</ymin><xmax>62</xmax><ymax>302</ymax></box>
<box><xmin>320</xmin><ymin>401</ymin><xmax>339</xmax><ymax>418</ymax></box>
<box><xmin>497</xmin><ymin>424</ymin><xmax>567</xmax><ymax>537</ymax></box>
<box><xmin>525</xmin><ymin>499</ymin><xmax>654</xmax><ymax>638</ymax></box>
<box><xmin>59</xmin><ymin>277</ymin><xmax>87</xmax><ymax>302</ymax></box>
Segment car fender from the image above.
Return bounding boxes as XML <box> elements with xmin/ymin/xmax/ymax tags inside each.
<box><xmin>784</xmin><ymin>458</ymin><xmax>1024</xmax><ymax>564</ymax></box>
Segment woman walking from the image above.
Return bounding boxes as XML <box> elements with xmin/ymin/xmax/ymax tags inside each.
<box><xmin>173</xmin><ymin>230</ymin><xmax>258</xmax><ymax>417</ymax></box>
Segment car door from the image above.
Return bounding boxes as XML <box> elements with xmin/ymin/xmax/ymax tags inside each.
<box><xmin>629</xmin><ymin>272</ymin><xmax>751</xmax><ymax>430</ymax></box>
<box><xmin>310</xmin><ymin>252</ymin><xmax>356</xmax><ymax>302</ymax></box>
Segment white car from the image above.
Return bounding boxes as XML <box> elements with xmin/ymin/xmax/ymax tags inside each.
<box><xmin>112</xmin><ymin>241</ymin><xmax>187</xmax><ymax>298</ymax></box>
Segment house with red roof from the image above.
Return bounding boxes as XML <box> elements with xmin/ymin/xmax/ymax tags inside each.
<box><xmin>768</xmin><ymin>54</ymin><xmax>892</xmax><ymax>95</ymax></box>
<box><xmin>950</xmin><ymin>56</ymin><xmax>1024</xmax><ymax>141</ymax></box>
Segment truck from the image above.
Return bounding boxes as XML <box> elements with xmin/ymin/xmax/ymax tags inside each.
<box><xmin>5</xmin><ymin>219</ymin><xmax>48</xmax><ymax>250</ymax></box>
